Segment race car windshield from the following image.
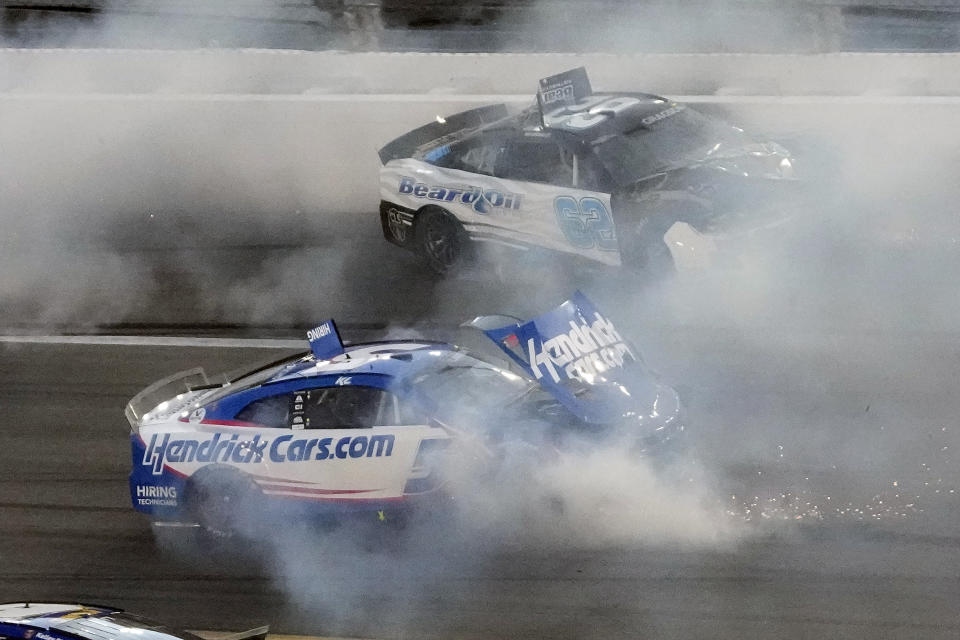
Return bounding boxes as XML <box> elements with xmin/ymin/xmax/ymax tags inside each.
<box><xmin>406</xmin><ymin>354</ymin><xmax>538</xmax><ymax>423</ymax></box>
<box><xmin>593</xmin><ymin>107</ymin><xmax>752</xmax><ymax>185</ymax></box>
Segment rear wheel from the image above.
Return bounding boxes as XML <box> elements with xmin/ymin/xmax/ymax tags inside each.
<box><xmin>185</xmin><ymin>467</ymin><xmax>265</xmax><ymax>540</ymax></box>
<box><xmin>417</xmin><ymin>207</ymin><xmax>466</xmax><ymax>275</ymax></box>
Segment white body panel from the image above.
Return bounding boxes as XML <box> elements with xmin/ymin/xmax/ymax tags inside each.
<box><xmin>137</xmin><ymin>420</ymin><xmax>448</xmax><ymax>502</ymax></box>
<box><xmin>380</xmin><ymin>157</ymin><xmax>621</xmax><ymax>266</ymax></box>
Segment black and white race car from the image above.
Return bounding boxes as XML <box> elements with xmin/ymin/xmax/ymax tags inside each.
<box><xmin>378</xmin><ymin>67</ymin><xmax>801</xmax><ymax>275</ymax></box>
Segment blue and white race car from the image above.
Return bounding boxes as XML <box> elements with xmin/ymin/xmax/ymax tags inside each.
<box><xmin>127</xmin><ymin>294</ymin><xmax>683</xmax><ymax>536</ymax></box>
<box><xmin>0</xmin><ymin>603</ymin><xmax>266</xmax><ymax>640</ymax></box>
<box><xmin>378</xmin><ymin>67</ymin><xmax>801</xmax><ymax>275</ymax></box>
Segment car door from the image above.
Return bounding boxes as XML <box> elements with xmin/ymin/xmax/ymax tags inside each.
<box><xmin>234</xmin><ymin>380</ymin><xmax>448</xmax><ymax>502</ymax></box>
<box><xmin>381</xmin><ymin>130</ymin><xmax>519</xmax><ymax>237</ymax></box>
<box><xmin>491</xmin><ymin>134</ymin><xmax>621</xmax><ymax>266</ymax></box>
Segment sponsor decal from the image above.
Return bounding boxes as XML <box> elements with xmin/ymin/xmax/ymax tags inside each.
<box><xmin>142</xmin><ymin>433</ymin><xmax>267</xmax><ymax>475</ymax></box>
<box><xmin>398</xmin><ymin>176</ymin><xmax>522</xmax><ymax>214</ymax></box>
<box><xmin>526</xmin><ymin>309</ymin><xmax>634</xmax><ymax>384</ymax></box>
<box><xmin>554</xmin><ymin>196</ymin><xmax>618</xmax><ymax>251</ymax></box>
<box><xmin>307</xmin><ymin>319</ymin><xmax>345</xmax><ymax>360</ymax></box>
<box><xmin>537</xmin><ymin>67</ymin><xmax>592</xmax><ymax>109</ymax></box>
<box><xmin>308</xmin><ymin>323</ymin><xmax>332</xmax><ymax>341</ymax></box>
<box><xmin>386</xmin><ymin>207</ymin><xmax>413</xmax><ymax>242</ymax></box>
<box><xmin>269</xmin><ymin>434</ymin><xmax>395</xmax><ymax>462</ymax></box>
<box><xmin>541</xmin><ymin>83</ymin><xmax>576</xmax><ymax>106</ymax></box>
<box><xmin>49</xmin><ymin>609</ymin><xmax>107</xmax><ymax>620</ymax></box>
<box><xmin>141</xmin><ymin>432</ymin><xmax>394</xmax><ymax>476</ymax></box>
<box><xmin>335</xmin><ymin>376</ymin><xmax>352</xmax><ymax>386</ymax></box>
<box><xmin>641</xmin><ymin>104</ymin><xmax>685</xmax><ymax>126</ymax></box>
<box><xmin>484</xmin><ymin>292</ymin><xmax>643</xmax><ymax>424</ymax></box>
<box><xmin>486</xmin><ymin>292</ymin><xmax>635</xmax><ymax>385</ymax></box>
<box><xmin>135</xmin><ymin>484</ymin><xmax>178</xmax><ymax>506</ymax></box>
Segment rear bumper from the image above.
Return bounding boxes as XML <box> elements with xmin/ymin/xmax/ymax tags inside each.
<box><xmin>129</xmin><ymin>434</ymin><xmax>189</xmax><ymax>520</ymax></box>
<box><xmin>379</xmin><ymin>200</ymin><xmax>417</xmax><ymax>249</ymax></box>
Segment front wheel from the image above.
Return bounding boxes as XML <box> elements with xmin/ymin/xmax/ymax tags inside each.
<box><xmin>417</xmin><ymin>208</ymin><xmax>466</xmax><ymax>275</ymax></box>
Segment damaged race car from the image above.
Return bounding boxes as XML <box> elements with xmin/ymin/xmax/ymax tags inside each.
<box><xmin>0</xmin><ymin>603</ymin><xmax>266</xmax><ymax>640</ymax></box>
<box><xmin>126</xmin><ymin>293</ymin><xmax>683</xmax><ymax>537</ymax></box>
<box><xmin>378</xmin><ymin>67</ymin><xmax>801</xmax><ymax>275</ymax></box>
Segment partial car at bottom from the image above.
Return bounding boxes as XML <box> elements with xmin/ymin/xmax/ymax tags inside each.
<box><xmin>126</xmin><ymin>293</ymin><xmax>684</xmax><ymax>537</ymax></box>
<box><xmin>378</xmin><ymin>66</ymin><xmax>802</xmax><ymax>275</ymax></box>
<box><xmin>0</xmin><ymin>603</ymin><xmax>266</xmax><ymax>640</ymax></box>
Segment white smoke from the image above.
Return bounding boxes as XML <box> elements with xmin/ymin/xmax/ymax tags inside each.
<box><xmin>443</xmin><ymin>445</ymin><xmax>738</xmax><ymax>549</ymax></box>
<box><xmin>7</xmin><ymin>2</ymin><xmax>960</xmax><ymax>635</ymax></box>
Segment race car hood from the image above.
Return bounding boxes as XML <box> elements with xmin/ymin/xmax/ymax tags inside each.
<box><xmin>609</xmin><ymin>140</ymin><xmax>795</xmax><ymax>189</ymax></box>
<box><xmin>482</xmin><ymin>292</ymin><xmax>671</xmax><ymax>425</ymax></box>
<box><xmin>670</xmin><ymin>140</ymin><xmax>794</xmax><ymax>179</ymax></box>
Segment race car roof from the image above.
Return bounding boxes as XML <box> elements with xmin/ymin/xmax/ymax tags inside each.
<box><xmin>536</xmin><ymin>94</ymin><xmax>681</xmax><ymax>141</ymax></box>
<box><xmin>265</xmin><ymin>341</ymin><xmax>462</xmax><ymax>385</ymax></box>
<box><xmin>530</xmin><ymin>66</ymin><xmax>677</xmax><ymax>141</ymax></box>
<box><xmin>401</xmin><ymin>93</ymin><xmax>678</xmax><ymax>161</ymax></box>
<box><xmin>380</xmin><ymin>77</ymin><xmax>675</xmax><ymax>165</ymax></box>
<box><xmin>188</xmin><ymin>340</ymin><xmax>498</xmax><ymax>415</ymax></box>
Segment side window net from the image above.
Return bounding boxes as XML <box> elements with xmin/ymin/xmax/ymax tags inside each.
<box><xmin>431</xmin><ymin>139</ymin><xmax>502</xmax><ymax>176</ymax></box>
<box><xmin>299</xmin><ymin>387</ymin><xmax>388</xmax><ymax>429</ymax></box>
<box><xmin>235</xmin><ymin>394</ymin><xmax>290</xmax><ymax>428</ymax></box>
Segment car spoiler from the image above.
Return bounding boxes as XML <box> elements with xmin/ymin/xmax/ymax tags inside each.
<box><xmin>124</xmin><ymin>367</ymin><xmax>215</xmax><ymax>432</ymax></box>
<box><xmin>378</xmin><ymin>103</ymin><xmax>509</xmax><ymax>164</ymax></box>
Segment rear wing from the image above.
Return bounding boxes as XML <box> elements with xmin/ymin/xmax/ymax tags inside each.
<box><xmin>378</xmin><ymin>103</ymin><xmax>509</xmax><ymax>164</ymax></box>
<box><xmin>124</xmin><ymin>368</ymin><xmax>214</xmax><ymax>432</ymax></box>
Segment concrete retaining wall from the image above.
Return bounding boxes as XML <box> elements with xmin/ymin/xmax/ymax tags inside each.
<box><xmin>3</xmin><ymin>49</ymin><xmax>960</xmax><ymax>95</ymax></box>
<box><xmin>3</xmin><ymin>50</ymin><xmax>958</xmax><ymax>245</ymax></box>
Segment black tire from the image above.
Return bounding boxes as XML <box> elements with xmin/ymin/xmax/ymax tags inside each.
<box><xmin>416</xmin><ymin>207</ymin><xmax>467</xmax><ymax>275</ymax></box>
<box><xmin>185</xmin><ymin>467</ymin><xmax>265</xmax><ymax>540</ymax></box>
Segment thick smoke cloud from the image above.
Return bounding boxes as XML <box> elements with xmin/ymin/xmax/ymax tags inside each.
<box><xmin>6</xmin><ymin>1</ymin><xmax>960</xmax><ymax>634</ymax></box>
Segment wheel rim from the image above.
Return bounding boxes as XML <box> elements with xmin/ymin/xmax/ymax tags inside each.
<box><xmin>190</xmin><ymin>476</ymin><xmax>259</xmax><ymax>538</ymax></box>
<box><xmin>196</xmin><ymin>485</ymin><xmax>238</xmax><ymax>537</ymax></box>
<box><xmin>423</xmin><ymin>214</ymin><xmax>460</xmax><ymax>268</ymax></box>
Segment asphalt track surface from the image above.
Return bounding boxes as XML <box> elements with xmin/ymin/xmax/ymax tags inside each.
<box><xmin>3</xmin><ymin>118</ymin><xmax>960</xmax><ymax>635</ymax></box>
<box><xmin>2</xmin><ymin>313</ymin><xmax>960</xmax><ymax>638</ymax></box>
